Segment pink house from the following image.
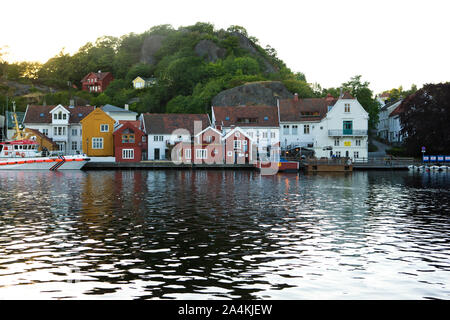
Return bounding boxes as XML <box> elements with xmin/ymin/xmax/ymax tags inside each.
<box><xmin>223</xmin><ymin>127</ymin><xmax>254</xmax><ymax>164</ymax></box>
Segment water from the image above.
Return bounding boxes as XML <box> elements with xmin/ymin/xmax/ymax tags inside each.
<box><xmin>0</xmin><ymin>170</ymin><xmax>449</xmax><ymax>299</ymax></box>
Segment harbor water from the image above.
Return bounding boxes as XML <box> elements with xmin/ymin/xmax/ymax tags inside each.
<box><xmin>0</xmin><ymin>170</ymin><xmax>449</xmax><ymax>299</ymax></box>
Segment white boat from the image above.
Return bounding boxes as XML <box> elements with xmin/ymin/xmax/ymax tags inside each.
<box><xmin>0</xmin><ymin>108</ymin><xmax>89</xmax><ymax>170</ymax></box>
<box><xmin>0</xmin><ymin>140</ymin><xmax>90</xmax><ymax>170</ymax></box>
<box><xmin>430</xmin><ymin>165</ymin><xmax>440</xmax><ymax>171</ymax></box>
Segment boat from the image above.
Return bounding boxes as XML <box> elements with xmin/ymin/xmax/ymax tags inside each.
<box><xmin>0</xmin><ymin>105</ymin><xmax>90</xmax><ymax>170</ymax></box>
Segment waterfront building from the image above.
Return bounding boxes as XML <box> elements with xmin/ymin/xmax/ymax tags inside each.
<box><xmin>140</xmin><ymin>113</ymin><xmax>210</xmax><ymax>160</ymax></box>
<box><xmin>387</xmin><ymin>101</ymin><xmax>405</xmax><ymax>144</ymax></box>
<box><xmin>101</xmin><ymin>104</ymin><xmax>138</xmax><ymax>122</ymax></box>
<box><xmin>132</xmin><ymin>76</ymin><xmax>157</xmax><ymax>89</ymax></box>
<box><xmin>22</xmin><ymin>104</ymin><xmax>94</xmax><ymax>154</ymax></box>
<box><xmin>223</xmin><ymin>127</ymin><xmax>255</xmax><ymax>164</ymax></box>
<box><xmin>113</xmin><ymin>120</ymin><xmax>147</xmax><ymax>162</ymax></box>
<box><xmin>12</xmin><ymin>128</ymin><xmax>58</xmax><ymax>152</ymax></box>
<box><xmin>211</xmin><ymin>105</ymin><xmax>280</xmax><ymax>158</ymax></box>
<box><xmin>80</xmin><ymin>107</ymin><xmax>115</xmax><ymax>157</ymax></box>
<box><xmin>376</xmin><ymin>99</ymin><xmax>402</xmax><ymax>141</ymax></box>
<box><xmin>81</xmin><ymin>71</ymin><xmax>114</xmax><ymax>93</ymax></box>
<box><xmin>278</xmin><ymin>92</ymin><xmax>369</xmax><ymax>160</ymax></box>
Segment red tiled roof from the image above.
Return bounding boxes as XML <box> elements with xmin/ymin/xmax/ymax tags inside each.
<box><xmin>212</xmin><ymin>105</ymin><xmax>279</xmax><ymax>127</ymax></box>
<box><xmin>118</xmin><ymin>120</ymin><xmax>140</xmax><ymax>128</ymax></box>
<box><xmin>142</xmin><ymin>113</ymin><xmax>210</xmax><ymax>135</ymax></box>
<box><xmin>389</xmin><ymin>102</ymin><xmax>406</xmax><ymax>117</ymax></box>
<box><xmin>114</xmin><ymin>120</ymin><xmax>146</xmax><ymax>136</ymax></box>
<box><xmin>341</xmin><ymin>91</ymin><xmax>354</xmax><ymax>99</ymax></box>
<box><xmin>23</xmin><ymin>105</ymin><xmax>95</xmax><ymax>124</ymax></box>
<box><xmin>279</xmin><ymin>97</ymin><xmax>338</xmax><ymax>122</ymax></box>
<box><xmin>81</xmin><ymin>71</ymin><xmax>112</xmax><ymax>82</ymax></box>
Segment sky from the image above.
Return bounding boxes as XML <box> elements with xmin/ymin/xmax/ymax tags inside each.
<box><xmin>1</xmin><ymin>0</ymin><xmax>449</xmax><ymax>93</ymax></box>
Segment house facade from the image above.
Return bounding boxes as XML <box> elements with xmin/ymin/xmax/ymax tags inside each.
<box><xmin>387</xmin><ymin>102</ymin><xmax>404</xmax><ymax>144</ymax></box>
<box><xmin>81</xmin><ymin>71</ymin><xmax>114</xmax><ymax>93</ymax></box>
<box><xmin>140</xmin><ymin>113</ymin><xmax>210</xmax><ymax>160</ymax></box>
<box><xmin>223</xmin><ymin>127</ymin><xmax>254</xmax><ymax>164</ymax></box>
<box><xmin>278</xmin><ymin>92</ymin><xmax>369</xmax><ymax>160</ymax></box>
<box><xmin>211</xmin><ymin>105</ymin><xmax>280</xmax><ymax>160</ymax></box>
<box><xmin>377</xmin><ymin>99</ymin><xmax>402</xmax><ymax>141</ymax></box>
<box><xmin>113</xmin><ymin>121</ymin><xmax>147</xmax><ymax>162</ymax></box>
<box><xmin>132</xmin><ymin>77</ymin><xmax>157</xmax><ymax>89</ymax></box>
<box><xmin>80</xmin><ymin>107</ymin><xmax>116</xmax><ymax>157</ymax></box>
<box><xmin>22</xmin><ymin>104</ymin><xmax>94</xmax><ymax>155</ymax></box>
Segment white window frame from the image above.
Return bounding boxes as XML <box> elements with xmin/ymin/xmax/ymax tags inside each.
<box><xmin>71</xmin><ymin>141</ymin><xmax>78</xmax><ymax>150</ymax></box>
<box><xmin>292</xmin><ymin>125</ymin><xmax>298</xmax><ymax>135</ymax></box>
<box><xmin>100</xmin><ymin>124</ymin><xmax>109</xmax><ymax>132</ymax></box>
<box><xmin>92</xmin><ymin>137</ymin><xmax>104</xmax><ymax>149</ymax></box>
<box><xmin>196</xmin><ymin>149</ymin><xmax>207</xmax><ymax>159</ymax></box>
<box><xmin>304</xmin><ymin>124</ymin><xmax>310</xmax><ymax>134</ymax></box>
<box><xmin>185</xmin><ymin>149</ymin><xmax>191</xmax><ymax>159</ymax></box>
<box><xmin>234</xmin><ymin>140</ymin><xmax>241</xmax><ymax>150</ymax></box>
<box><xmin>122</xmin><ymin>149</ymin><xmax>134</xmax><ymax>159</ymax></box>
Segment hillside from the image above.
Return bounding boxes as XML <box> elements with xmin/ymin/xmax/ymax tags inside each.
<box><xmin>1</xmin><ymin>23</ymin><xmax>313</xmax><ymax>113</ymax></box>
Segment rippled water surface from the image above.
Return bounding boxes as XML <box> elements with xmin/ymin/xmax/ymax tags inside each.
<box><xmin>0</xmin><ymin>170</ymin><xmax>449</xmax><ymax>299</ymax></box>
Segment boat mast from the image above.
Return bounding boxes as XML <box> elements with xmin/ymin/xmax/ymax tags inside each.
<box><xmin>12</xmin><ymin>101</ymin><xmax>24</xmax><ymax>140</ymax></box>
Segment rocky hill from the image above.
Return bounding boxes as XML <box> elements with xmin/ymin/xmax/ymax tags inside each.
<box><xmin>212</xmin><ymin>81</ymin><xmax>293</xmax><ymax>107</ymax></box>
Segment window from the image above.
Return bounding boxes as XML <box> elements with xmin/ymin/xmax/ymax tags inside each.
<box><xmin>270</xmin><ymin>132</ymin><xmax>275</xmax><ymax>138</ymax></box>
<box><xmin>92</xmin><ymin>137</ymin><xmax>104</xmax><ymax>149</ymax></box>
<box><xmin>336</xmin><ymin>151</ymin><xmax>341</xmax><ymax>157</ymax></box>
<box><xmin>53</xmin><ymin>114</ymin><xmax>57</xmax><ymax>120</ymax></box>
<box><xmin>122</xmin><ymin>134</ymin><xmax>135</xmax><ymax>143</ymax></box>
<box><xmin>42</xmin><ymin>129</ymin><xmax>48</xmax><ymax>136</ymax></box>
<box><xmin>262</xmin><ymin>132</ymin><xmax>268</xmax><ymax>138</ymax></box>
<box><xmin>154</xmin><ymin>136</ymin><xmax>158</xmax><ymax>141</ymax></box>
<box><xmin>356</xmin><ymin>139</ymin><xmax>361</xmax><ymax>146</ymax></box>
<box><xmin>62</xmin><ymin>113</ymin><xmax>67</xmax><ymax>120</ymax></box>
<box><xmin>206</xmin><ymin>136</ymin><xmax>212</xmax><ymax>143</ymax></box>
<box><xmin>248</xmin><ymin>132</ymin><xmax>253</xmax><ymax>138</ymax></box>
<box><xmin>72</xmin><ymin>128</ymin><xmax>77</xmax><ymax>136</ymax></box>
<box><xmin>185</xmin><ymin>149</ymin><xmax>191</xmax><ymax>159</ymax></box>
<box><xmin>283</xmin><ymin>125</ymin><xmax>289</xmax><ymax>135</ymax></box>
<box><xmin>234</xmin><ymin>140</ymin><xmax>241</xmax><ymax>150</ymax></box>
<box><xmin>71</xmin><ymin>141</ymin><xmax>78</xmax><ymax>150</ymax></box>
<box><xmin>292</xmin><ymin>125</ymin><xmax>298</xmax><ymax>135</ymax></box>
<box><xmin>58</xmin><ymin>112</ymin><xmax>62</xmax><ymax>120</ymax></box>
<box><xmin>354</xmin><ymin>151</ymin><xmax>359</xmax><ymax>158</ymax></box>
<box><xmin>345</xmin><ymin>103</ymin><xmax>351</xmax><ymax>112</ymax></box>
<box><xmin>122</xmin><ymin>149</ymin><xmax>134</xmax><ymax>159</ymax></box>
<box><xmin>100</xmin><ymin>124</ymin><xmax>109</xmax><ymax>132</ymax></box>
<box><xmin>196</xmin><ymin>149</ymin><xmax>207</xmax><ymax>159</ymax></box>
<box><xmin>53</xmin><ymin>126</ymin><xmax>66</xmax><ymax>136</ymax></box>
<box><xmin>334</xmin><ymin>138</ymin><xmax>340</xmax><ymax>146</ymax></box>
<box><xmin>304</xmin><ymin>124</ymin><xmax>310</xmax><ymax>134</ymax></box>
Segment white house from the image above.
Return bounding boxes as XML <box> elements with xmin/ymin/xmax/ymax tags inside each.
<box><xmin>211</xmin><ymin>105</ymin><xmax>280</xmax><ymax>158</ymax></box>
<box><xmin>101</xmin><ymin>104</ymin><xmax>138</xmax><ymax>122</ymax></box>
<box><xmin>140</xmin><ymin>113</ymin><xmax>210</xmax><ymax>160</ymax></box>
<box><xmin>278</xmin><ymin>92</ymin><xmax>369</xmax><ymax>160</ymax></box>
<box><xmin>23</xmin><ymin>104</ymin><xmax>94</xmax><ymax>154</ymax></box>
<box><xmin>376</xmin><ymin>99</ymin><xmax>402</xmax><ymax>141</ymax></box>
<box><xmin>387</xmin><ymin>102</ymin><xmax>404</xmax><ymax>144</ymax></box>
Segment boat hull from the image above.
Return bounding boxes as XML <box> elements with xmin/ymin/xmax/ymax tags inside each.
<box><xmin>0</xmin><ymin>155</ymin><xmax>89</xmax><ymax>170</ymax></box>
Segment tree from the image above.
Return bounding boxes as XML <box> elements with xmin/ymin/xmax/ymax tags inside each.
<box><xmin>399</xmin><ymin>82</ymin><xmax>450</xmax><ymax>156</ymax></box>
<box><xmin>342</xmin><ymin>75</ymin><xmax>380</xmax><ymax>129</ymax></box>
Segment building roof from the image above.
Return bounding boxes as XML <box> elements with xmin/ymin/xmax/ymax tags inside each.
<box><xmin>81</xmin><ymin>71</ymin><xmax>112</xmax><ymax>82</ymax></box>
<box><xmin>212</xmin><ymin>105</ymin><xmax>279</xmax><ymax>127</ymax></box>
<box><xmin>142</xmin><ymin>113</ymin><xmax>210</xmax><ymax>135</ymax></box>
<box><xmin>389</xmin><ymin>101</ymin><xmax>406</xmax><ymax>117</ymax></box>
<box><xmin>114</xmin><ymin>120</ymin><xmax>145</xmax><ymax>135</ymax></box>
<box><xmin>278</xmin><ymin>97</ymin><xmax>338</xmax><ymax>122</ymax></box>
<box><xmin>101</xmin><ymin>104</ymin><xmax>137</xmax><ymax>115</ymax></box>
<box><xmin>23</xmin><ymin>105</ymin><xmax>95</xmax><ymax>124</ymax></box>
<box><xmin>380</xmin><ymin>99</ymin><xmax>402</xmax><ymax>112</ymax></box>
<box><xmin>340</xmin><ymin>91</ymin><xmax>354</xmax><ymax>99</ymax></box>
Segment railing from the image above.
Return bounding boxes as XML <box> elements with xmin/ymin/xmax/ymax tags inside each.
<box><xmin>328</xmin><ymin>130</ymin><xmax>368</xmax><ymax>136</ymax></box>
<box><xmin>353</xmin><ymin>157</ymin><xmax>414</xmax><ymax>166</ymax></box>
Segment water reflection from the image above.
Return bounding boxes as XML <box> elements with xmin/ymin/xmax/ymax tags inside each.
<box><xmin>0</xmin><ymin>170</ymin><xmax>449</xmax><ymax>299</ymax></box>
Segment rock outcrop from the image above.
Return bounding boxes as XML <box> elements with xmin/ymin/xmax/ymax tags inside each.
<box><xmin>211</xmin><ymin>81</ymin><xmax>293</xmax><ymax>107</ymax></box>
<box><xmin>140</xmin><ymin>34</ymin><xmax>167</xmax><ymax>65</ymax></box>
<box><xmin>194</xmin><ymin>40</ymin><xmax>227</xmax><ymax>62</ymax></box>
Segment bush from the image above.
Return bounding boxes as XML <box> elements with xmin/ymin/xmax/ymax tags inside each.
<box><xmin>386</xmin><ymin>147</ymin><xmax>407</xmax><ymax>157</ymax></box>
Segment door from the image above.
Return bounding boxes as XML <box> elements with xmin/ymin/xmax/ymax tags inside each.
<box><xmin>154</xmin><ymin>148</ymin><xmax>160</xmax><ymax>160</ymax></box>
<box><xmin>343</xmin><ymin>121</ymin><xmax>353</xmax><ymax>135</ymax></box>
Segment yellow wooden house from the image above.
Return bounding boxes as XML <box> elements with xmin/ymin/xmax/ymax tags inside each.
<box><xmin>132</xmin><ymin>76</ymin><xmax>157</xmax><ymax>89</ymax></box>
<box><xmin>80</xmin><ymin>107</ymin><xmax>116</xmax><ymax>156</ymax></box>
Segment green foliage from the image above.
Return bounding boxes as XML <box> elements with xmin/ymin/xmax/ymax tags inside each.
<box><xmin>386</xmin><ymin>147</ymin><xmax>407</xmax><ymax>157</ymax></box>
<box><xmin>399</xmin><ymin>82</ymin><xmax>450</xmax><ymax>156</ymax></box>
<box><xmin>342</xmin><ymin>75</ymin><xmax>381</xmax><ymax>130</ymax></box>
<box><xmin>282</xmin><ymin>79</ymin><xmax>315</xmax><ymax>98</ymax></box>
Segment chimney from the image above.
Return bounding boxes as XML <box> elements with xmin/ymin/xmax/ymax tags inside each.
<box><xmin>325</xmin><ymin>93</ymin><xmax>334</xmax><ymax>102</ymax></box>
<box><xmin>124</xmin><ymin>104</ymin><xmax>129</xmax><ymax>110</ymax></box>
<box><xmin>294</xmin><ymin>93</ymin><xmax>299</xmax><ymax>101</ymax></box>
<box><xmin>98</xmin><ymin>70</ymin><xmax>101</xmax><ymax>74</ymax></box>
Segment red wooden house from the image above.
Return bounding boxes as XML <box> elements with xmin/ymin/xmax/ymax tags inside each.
<box><xmin>113</xmin><ymin>121</ymin><xmax>147</xmax><ymax>162</ymax></box>
<box><xmin>81</xmin><ymin>71</ymin><xmax>114</xmax><ymax>93</ymax></box>
<box><xmin>223</xmin><ymin>127</ymin><xmax>254</xmax><ymax>164</ymax></box>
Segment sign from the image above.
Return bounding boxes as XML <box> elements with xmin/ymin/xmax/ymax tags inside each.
<box><xmin>445</xmin><ymin>156</ymin><xmax>450</xmax><ymax>162</ymax></box>
<box><xmin>437</xmin><ymin>156</ymin><xmax>444</xmax><ymax>162</ymax></box>
<box><xmin>344</xmin><ymin>141</ymin><xmax>351</xmax><ymax>147</ymax></box>
<box><xmin>430</xmin><ymin>155</ymin><xmax>437</xmax><ymax>162</ymax></box>
<box><xmin>423</xmin><ymin>155</ymin><xmax>429</xmax><ymax>162</ymax></box>
<box><xmin>422</xmin><ymin>146</ymin><xmax>426</xmax><ymax>152</ymax></box>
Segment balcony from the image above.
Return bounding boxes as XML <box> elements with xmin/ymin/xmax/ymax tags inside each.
<box><xmin>328</xmin><ymin>129</ymin><xmax>367</xmax><ymax>137</ymax></box>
